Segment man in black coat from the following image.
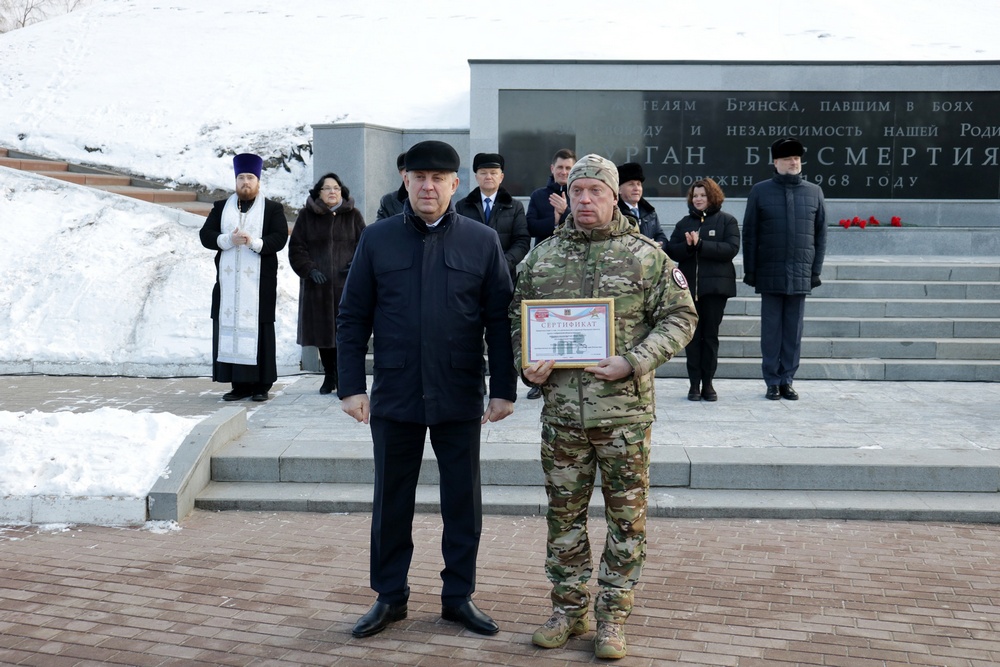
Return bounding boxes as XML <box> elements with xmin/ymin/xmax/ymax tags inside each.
<box><xmin>199</xmin><ymin>153</ymin><xmax>288</xmax><ymax>402</ymax></box>
<box><xmin>616</xmin><ymin>162</ymin><xmax>667</xmax><ymax>249</ymax></box>
<box><xmin>455</xmin><ymin>152</ymin><xmax>530</xmax><ymax>281</ymax></box>
<box><xmin>375</xmin><ymin>152</ymin><xmax>407</xmax><ymax>221</ymax></box>
<box><xmin>741</xmin><ymin>137</ymin><xmax>827</xmax><ymax>401</ymax></box>
<box><xmin>526</xmin><ymin>147</ymin><xmax>576</xmax><ymax>245</ymax></box>
<box><xmin>337</xmin><ymin>141</ymin><xmax>517</xmax><ymax>639</ymax></box>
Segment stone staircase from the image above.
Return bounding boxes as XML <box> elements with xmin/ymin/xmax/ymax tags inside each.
<box><xmin>0</xmin><ymin>147</ymin><xmax>214</xmax><ymax>216</ymax></box>
<box><xmin>662</xmin><ymin>256</ymin><xmax>1000</xmax><ymax>382</ymax></box>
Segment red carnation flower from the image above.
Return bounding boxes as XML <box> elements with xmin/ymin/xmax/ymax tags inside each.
<box><xmin>852</xmin><ymin>216</ymin><xmax>862</xmax><ymax>226</ymax></box>
<box><xmin>891</xmin><ymin>216</ymin><xmax>902</xmax><ymax>227</ymax></box>
<box><xmin>869</xmin><ymin>216</ymin><xmax>880</xmax><ymax>226</ymax></box>
<box><xmin>858</xmin><ymin>218</ymin><xmax>867</xmax><ymax>229</ymax></box>
<box><xmin>839</xmin><ymin>219</ymin><xmax>850</xmax><ymax>229</ymax></box>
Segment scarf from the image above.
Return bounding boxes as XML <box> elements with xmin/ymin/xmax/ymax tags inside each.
<box><xmin>216</xmin><ymin>193</ymin><xmax>264</xmax><ymax>366</ymax></box>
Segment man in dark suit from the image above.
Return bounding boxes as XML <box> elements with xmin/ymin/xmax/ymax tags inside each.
<box><xmin>455</xmin><ymin>151</ymin><xmax>530</xmax><ymax>281</ymax></box>
<box><xmin>199</xmin><ymin>153</ymin><xmax>288</xmax><ymax>402</ymax></box>
<box><xmin>337</xmin><ymin>141</ymin><xmax>517</xmax><ymax>639</ymax></box>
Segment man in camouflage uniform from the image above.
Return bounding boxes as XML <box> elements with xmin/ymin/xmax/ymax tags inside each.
<box><xmin>510</xmin><ymin>154</ymin><xmax>697</xmax><ymax>659</ymax></box>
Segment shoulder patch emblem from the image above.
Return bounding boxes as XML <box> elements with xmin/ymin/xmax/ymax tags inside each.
<box><xmin>672</xmin><ymin>267</ymin><xmax>689</xmax><ymax>290</ymax></box>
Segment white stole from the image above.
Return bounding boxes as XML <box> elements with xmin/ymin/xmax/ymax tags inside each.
<box><xmin>216</xmin><ymin>193</ymin><xmax>264</xmax><ymax>365</ymax></box>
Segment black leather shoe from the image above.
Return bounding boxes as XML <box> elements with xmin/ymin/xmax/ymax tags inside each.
<box><xmin>701</xmin><ymin>385</ymin><xmax>718</xmax><ymax>402</ymax></box>
<box><xmin>222</xmin><ymin>390</ymin><xmax>251</xmax><ymax>402</ymax></box>
<box><xmin>779</xmin><ymin>383</ymin><xmax>799</xmax><ymax>400</ymax></box>
<box><xmin>352</xmin><ymin>601</ymin><xmax>407</xmax><ymax>638</ymax></box>
<box><xmin>687</xmin><ymin>389</ymin><xmax>701</xmax><ymax>401</ymax></box>
<box><xmin>441</xmin><ymin>601</ymin><xmax>499</xmax><ymax>635</ymax></box>
<box><xmin>526</xmin><ymin>386</ymin><xmax>542</xmax><ymax>400</ymax></box>
<box><xmin>251</xmin><ymin>391</ymin><xmax>269</xmax><ymax>402</ymax></box>
<box><xmin>765</xmin><ymin>385</ymin><xmax>781</xmax><ymax>400</ymax></box>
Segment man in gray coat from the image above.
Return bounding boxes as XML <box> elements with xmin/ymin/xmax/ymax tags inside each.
<box><xmin>741</xmin><ymin>138</ymin><xmax>826</xmax><ymax>401</ymax></box>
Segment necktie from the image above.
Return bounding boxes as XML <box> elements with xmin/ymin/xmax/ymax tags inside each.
<box><xmin>631</xmin><ymin>206</ymin><xmax>640</xmax><ymax>219</ymax></box>
<box><xmin>483</xmin><ymin>197</ymin><xmax>492</xmax><ymax>221</ymax></box>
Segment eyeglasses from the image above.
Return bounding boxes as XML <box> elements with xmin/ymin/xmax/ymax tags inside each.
<box><xmin>320</xmin><ymin>186</ymin><xmax>341</xmax><ymax>193</ymax></box>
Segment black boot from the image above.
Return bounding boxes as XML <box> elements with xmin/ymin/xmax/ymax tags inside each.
<box><xmin>701</xmin><ymin>380</ymin><xmax>718</xmax><ymax>402</ymax></box>
<box><xmin>319</xmin><ymin>348</ymin><xmax>338</xmax><ymax>395</ymax></box>
<box><xmin>687</xmin><ymin>381</ymin><xmax>701</xmax><ymax>401</ymax></box>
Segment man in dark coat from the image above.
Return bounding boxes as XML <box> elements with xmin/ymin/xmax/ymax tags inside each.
<box><xmin>455</xmin><ymin>152</ymin><xmax>530</xmax><ymax>281</ymax></box>
<box><xmin>375</xmin><ymin>152</ymin><xmax>407</xmax><ymax>221</ymax></box>
<box><xmin>526</xmin><ymin>148</ymin><xmax>576</xmax><ymax>245</ymax></box>
<box><xmin>337</xmin><ymin>140</ymin><xmax>517</xmax><ymax>639</ymax></box>
<box><xmin>616</xmin><ymin>162</ymin><xmax>667</xmax><ymax>249</ymax></box>
<box><xmin>199</xmin><ymin>153</ymin><xmax>288</xmax><ymax>402</ymax></box>
<box><xmin>741</xmin><ymin>137</ymin><xmax>827</xmax><ymax>401</ymax></box>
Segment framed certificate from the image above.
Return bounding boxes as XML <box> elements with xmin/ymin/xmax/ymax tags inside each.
<box><xmin>521</xmin><ymin>298</ymin><xmax>615</xmax><ymax>368</ymax></box>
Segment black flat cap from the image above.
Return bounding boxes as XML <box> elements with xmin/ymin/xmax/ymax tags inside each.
<box><xmin>404</xmin><ymin>141</ymin><xmax>460</xmax><ymax>172</ymax></box>
<box><xmin>617</xmin><ymin>162</ymin><xmax>645</xmax><ymax>184</ymax></box>
<box><xmin>771</xmin><ymin>137</ymin><xmax>804</xmax><ymax>160</ymax></box>
<box><xmin>473</xmin><ymin>152</ymin><xmax>504</xmax><ymax>171</ymax></box>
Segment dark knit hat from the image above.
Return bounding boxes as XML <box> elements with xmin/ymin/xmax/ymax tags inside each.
<box><xmin>617</xmin><ymin>162</ymin><xmax>645</xmax><ymax>184</ymax></box>
<box><xmin>473</xmin><ymin>152</ymin><xmax>504</xmax><ymax>171</ymax></box>
<box><xmin>404</xmin><ymin>141</ymin><xmax>460</xmax><ymax>172</ymax></box>
<box><xmin>395</xmin><ymin>152</ymin><xmax>406</xmax><ymax>171</ymax></box>
<box><xmin>233</xmin><ymin>153</ymin><xmax>263</xmax><ymax>178</ymax></box>
<box><xmin>771</xmin><ymin>138</ymin><xmax>804</xmax><ymax>160</ymax></box>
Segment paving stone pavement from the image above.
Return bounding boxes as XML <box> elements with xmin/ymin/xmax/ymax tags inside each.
<box><xmin>2</xmin><ymin>373</ymin><xmax>1000</xmax><ymax>663</ymax></box>
<box><xmin>1</xmin><ymin>510</ymin><xmax>999</xmax><ymax>666</ymax></box>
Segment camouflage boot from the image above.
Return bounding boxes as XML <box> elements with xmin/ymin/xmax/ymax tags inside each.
<box><xmin>594</xmin><ymin>621</ymin><xmax>627</xmax><ymax>659</ymax></box>
<box><xmin>531</xmin><ymin>612</ymin><xmax>589</xmax><ymax>649</ymax></box>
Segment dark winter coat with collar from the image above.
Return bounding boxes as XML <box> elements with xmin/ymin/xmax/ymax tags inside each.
<box><xmin>288</xmin><ymin>196</ymin><xmax>366</xmax><ymax>348</ymax></box>
<box><xmin>618</xmin><ymin>197</ymin><xmax>667</xmax><ymax>249</ymax></box>
<box><xmin>526</xmin><ymin>175</ymin><xmax>571</xmax><ymax>243</ymax></box>
<box><xmin>741</xmin><ymin>171</ymin><xmax>827</xmax><ymax>295</ymax></box>
<box><xmin>336</xmin><ymin>201</ymin><xmax>517</xmax><ymax>425</ymax></box>
<box><xmin>665</xmin><ymin>206</ymin><xmax>741</xmax><ymax>299</ymax></box>
<box><xmin>455</xmin><ymin>186</ymin><xmax>530</xmax><ymax>279</ymax></box>
<box><xmin>375</xmin><ymin>183</ymin><xmax>406</xmax><ymax>221</ymax></box>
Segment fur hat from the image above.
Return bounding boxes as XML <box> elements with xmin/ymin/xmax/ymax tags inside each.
<box><xmin>404</xmin><ymin>141</ymin><xmax>460</xmax><ymax>172</ymax></box>
<box><xmin>395</xmin><ymin>152</ymin><xmax>407</xmax><ymax>171</ymax></box>
<box><xmin>617</xmin><ymin>162</ymin><xmax>645</xmax><ymax>184</ymax></box>
<box><xmin>473</xmin><ymin>152</ymin><xmax>504</xmax><ymax>171</ymax></box>
<box><xmin>233</xmin><ymin>153</ymin><xmax>263</xmax><ymax>179</ymax></box>
<box><xmin>771</xmin><ymin>138</ymin><xmax>805</xmax><ymax>160</ymax></box>
<box><xmin>568</xmin><ymin>154</ymin><xmax>619</xmax><ymax>194</ymax></box>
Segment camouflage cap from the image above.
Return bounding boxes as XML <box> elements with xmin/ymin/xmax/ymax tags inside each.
<box><xmin>568</xmin><ymin>154</ymin><xmax>619</xmax><ymax>194</ymax></box>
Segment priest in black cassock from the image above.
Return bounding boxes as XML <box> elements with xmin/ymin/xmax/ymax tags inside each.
<box><xmin>199</xmin><ymin>153</ymin><xmax>288</xmax><ymax>402</ymax></box>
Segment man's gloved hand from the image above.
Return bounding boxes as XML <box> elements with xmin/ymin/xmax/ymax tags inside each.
<box><xmin>811</xmin><ymin>274</ymin><xmax>822</xmax><ymax>288</ymax></box>
<box><xmin>309</xmin><ymin>269</ymin><xmax>328</xmax><ymax>285</ymax></box>
<box><xmin>742</xmin><ymin>273</ymin><xmax>755</xmax><ymax>287</ymax></box>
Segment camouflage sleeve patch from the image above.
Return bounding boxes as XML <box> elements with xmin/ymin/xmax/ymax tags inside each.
<box><xmin>672</xmin><ymin>267</ymin><xmax>689</xmax><ymax>290</ymax></box>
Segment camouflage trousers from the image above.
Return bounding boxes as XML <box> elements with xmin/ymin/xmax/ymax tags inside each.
<box><xmin>540</xmin><ymin>420</ymin><xmax>652</xmax><ymax>623</ymax></box>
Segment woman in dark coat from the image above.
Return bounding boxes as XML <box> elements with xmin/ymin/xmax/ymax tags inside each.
<box><xmin>288</xmin><ymin>173</ymin><xmax>366</xmax><ymax>394</ymax></box>
<box><xmin>666</xmin><ymin>178</ymin><xmax>741</xmax><ymax>402</ymax></box>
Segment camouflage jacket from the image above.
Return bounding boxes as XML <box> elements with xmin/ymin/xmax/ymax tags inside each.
<box><xmin>511</xmin><ymin>207</ymin><xmax>698</xmax><ymax>429</ymax></box>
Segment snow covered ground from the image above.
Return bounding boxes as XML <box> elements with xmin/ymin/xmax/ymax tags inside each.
<box><xmin>0</xmin><ymin>0</ymin><xmax>994</xmax><ymax>518</ymax></box>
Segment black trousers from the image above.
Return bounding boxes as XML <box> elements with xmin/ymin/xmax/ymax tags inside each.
<box><xmin>685</xmin><ymin>294</ymin><xmax>728</xmax><ymax>385</ymax></box>
<box><xmin>759</xmin><ymin>293</ymin><xmax>806</xmax><ymax>387</ymax></box>
<box><xmin>368</xmin><ymin>416</ymin><xmax>483</xmax><ymax>606</ymax></box>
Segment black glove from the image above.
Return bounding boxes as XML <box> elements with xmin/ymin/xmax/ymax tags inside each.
<box><xmin>309</xmin><ymin>269</ymin><xmax>328</xmax><ymax>285</ymax></box>
<box><xmin>811</xmin><ymin>274</ymin><xmax>822</xmax><ymax>288</ymax></box>
<box><xmin>742</xmin><ymin>273</ymin><xmax>756</xmax><ymax>287</ymax></box>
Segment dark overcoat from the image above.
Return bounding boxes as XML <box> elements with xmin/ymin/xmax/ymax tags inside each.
<box><xmin>336</xmin><ymin>202</ymin><xmax>517</xmax><ymax>425</ymax></box>
<box><xmin>618</xmin><ymin>197</ymin><xmax>667</xmax><ymax>249</ymax></box>
<box><xmin>665</xmin><ymin>207</ymin><xmax>741</xmax><ymax>298</ymax></box>
<box><xmin>741</xmin><ymin>172</ymin><xmax>827</xmax><ymax>295</ymax></box>
<box><xmin>288</xmin><ymin>196</ymin><xmax>366</xmax><ymax>348</ymax></box>
<box><xmin>454</xmin><ymin>186</ymin><xmax>530</xmax><ymax>279</ymax></box>
<box><xmin>199</xmin><ymin>197</ymin><xmax>288</xmax><ymax>323</ymax></box>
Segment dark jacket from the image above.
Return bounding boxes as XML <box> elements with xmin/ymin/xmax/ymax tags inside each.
<box><xmin>199</xmin><ymin>197</ymin><xmax>288</xmax><ymax>322</ymax></box>
<box><xmin>741</xmin><ymin>171</ymin><xmax>827</xmax><ymax>295</ymax></box>
<box><xmin>336</xmin><ymin>201</ymin><xmax>517</xmax><ymax>425</ymax></box>
<box><xmin>618</xmin><ymin>198</ymin><xmax>667</xmax><ymax>249</ymax></box>
<box><xmin>665</xmin><ymin>207</ymin><xmax>741</xmax><ymax>299</ymax></box>
<box><xmin>375</xmin><ymin>183</ymin><xmax>406</xmax><ymax>221</ymax></box>
<box><xmin>288</xmin><ymin>196</ymin><xmax>366</xmax><ymax>348</ymax></box>
<box><xmin>455</xmin><ymin>186</ymin><xmax>530</xmax><ymax>278</ymax></box>
<box><xmin>526</xmin><ymin>176</ymin><xmax>570</xmax><ymax>243</ymax></box>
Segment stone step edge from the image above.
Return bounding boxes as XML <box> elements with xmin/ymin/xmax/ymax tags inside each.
<box><xmin>194</xmin><ymin>483</ymin><xmax>1000</xmax><ymax>523</ymax></box>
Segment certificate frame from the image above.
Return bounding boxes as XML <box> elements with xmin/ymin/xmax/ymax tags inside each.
<box><xmin>521</xmin><ymin>298</ymin><xmax>615</xmax><ymax>368</ymax></box>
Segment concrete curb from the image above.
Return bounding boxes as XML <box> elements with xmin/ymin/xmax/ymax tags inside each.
<box><xmin>147</xmin><ymin>406</ymin><xmax>246</xmax><ymax>522</ymax></box>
